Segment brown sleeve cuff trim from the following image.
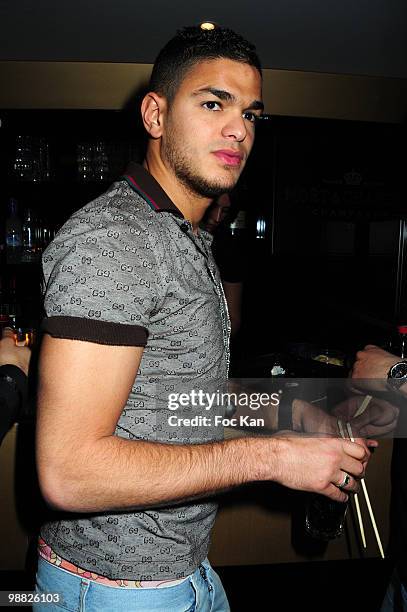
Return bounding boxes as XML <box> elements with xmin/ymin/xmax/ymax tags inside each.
<box><xmin>41</xmin><ymin>316</ymin><xmax>149</xmax><ymax>347</ymax></box>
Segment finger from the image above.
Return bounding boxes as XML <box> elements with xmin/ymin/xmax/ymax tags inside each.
<box><xmin>346</xmin><ymin>437</ymin><xmax>371</xmax><ymax>457</ymax></box>
<box><xmin>340</xmin><ymin>457</ymin><xmax>365</xmax><ymax>479</ymax></box>
<box><xmin>358</xmin><ymin>413</ymin><xmax>399</xmax><ymax>430</ymax></box>
<box><xmin>335</xmin><ymin>472</ymin><xmax>360</xmax><ymax>494</ymax></box>
<box><xmin>324</xmin><ymin>484</ymin><xmax>349</xmax><ymax>503</ymax></box>
<box><xmin>374</xmin><ymin>399</ymin><xmax>399</xmax><ymax>409</ymax></box>
<box><xmin>353</xmin><ymin>411</ymin><xmax>388</xmax><ymax>429</ymax></box>
<box><xmin>342</xmin><ymin>439</ymin><xmax>369</xmax><ymax>461</ymax></box>
<box><xmin>356</xmin><ymin>401</ymin><xmax>398</xmax><ymax>425</ymax></box>
<box><xmin>359</xmin><ymin>423</ymin><xmax>398</xmax><ymax>437</ymax></box>
<box><xmin>366</xmin><ymin>439</ymin><xmax>379</xmax><ymax>448</ymax></box>
<box><xmin>335</xmin><ymin>471</ymin><xmax>351</xmax><ymax>488</ymax></box>
<box><xmin>349</xmin><ymin>479</ymin><xmax>360</xmax><ymax>493</ymax></box>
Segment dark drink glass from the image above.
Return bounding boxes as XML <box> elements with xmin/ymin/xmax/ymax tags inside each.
<box><xmin>305</xmin><ymin>494</ymin><xmax>348</xmax><ymax>540</ymax></box>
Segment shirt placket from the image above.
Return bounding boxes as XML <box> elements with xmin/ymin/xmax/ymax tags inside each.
<box><xmin>206</xmin><ymin>258</ymin><xmax>231</xmax><ymax>377</ymax></box>
<box><xmin>182</xmin><ymin>223</ymin><xmax>231</xmax><ymax>377</ymax></box>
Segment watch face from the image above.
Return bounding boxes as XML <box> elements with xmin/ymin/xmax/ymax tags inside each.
<box><xmin>390</xmin><ymin>362</ymin><xmax>407</xmax><ymax>379</ymax></box>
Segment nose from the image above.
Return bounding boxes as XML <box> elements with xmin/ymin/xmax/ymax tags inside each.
<box><xmin>221</xmin><ymin>113</ymin><xmax>247</xmax><ymax>142</ymax></box>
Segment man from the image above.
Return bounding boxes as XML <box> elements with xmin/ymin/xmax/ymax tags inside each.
<box><xmin>0</xmin><ymin>327</ymin><xmax>31</xmax><ymax>445</ymax></box>
<box><xmin>352</xmin><ymin>345</ymin><xmax>407</xmax><ymax>611</ymax></box>
<box><xmin>35</xmin><ymin>26</ymin><xmax>370</xmax><ymax>611</ymax></box>
<box><xmin>202</xmin><ymin>193</ymin><xmax>244</xmax><ymax>336</ymax></box>
<box><xmin>203</xmin><ymin>193</ymin><xmax>233</xmax><ymax>235</ymax></box>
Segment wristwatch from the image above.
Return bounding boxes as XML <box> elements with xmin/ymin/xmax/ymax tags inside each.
<box><xmin>387</xmin><ymin>361</ymin><xmax>407</xmax><ymax>389</ymax></box>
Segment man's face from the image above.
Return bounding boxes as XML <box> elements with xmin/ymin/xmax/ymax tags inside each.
<box><xmin>204</xmin><ymin>193</ymin><xmax>232</xmax><ymax>233</ymax></box>
<box><xmin>161</xmin><ymin>58</ymin><xmax>263</xmax><ymax>198</ymax></box>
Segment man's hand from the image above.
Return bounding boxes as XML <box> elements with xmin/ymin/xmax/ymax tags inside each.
<box><xmin>270</xmin><ymin>433</ymin><xmax>370</xmax><ymax>502</ymax></box>
<box><xmin>0</xmin><ymin>327</ymin><xmax>31</xmax><ymax>375</ymax></box>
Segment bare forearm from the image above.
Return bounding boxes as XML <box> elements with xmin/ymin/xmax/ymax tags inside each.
<box><xmin>36</xmin><ymin>338</ymin><xmax>369</xmax><ymax>512</ymax></box>
<box><xmin>39</xmin><ymin>434</ymin><xmax>278</xmax><ymax>513</ymax></box>
<box><xmin>38</xmin><ymin>420</ymin><xmax>370</xmax><ymax>510</ymax></box>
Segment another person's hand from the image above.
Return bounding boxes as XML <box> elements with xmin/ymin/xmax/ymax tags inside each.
<box><xmin>332</xmin><ymin>395</ymin><xmax>399</xmax><ymax>438</ymax></box>
<box><xmin>293</xmin><ymin>398</ymin><xmax>379</xmax><ymax>448</ymax></box>
<box><xmin>0</xmin><ymin>327</ymin><xmax>31</xmax><ymax>375</ymax></box>
<box><xmin>351</xmin><ymin>345</ymin><xmax>400</xmax><ymax>392</ymax></box>
<box><xmin>292</xmin><ymin>399</ymin><xmax>334</xmax><ymax>435</ymax></box>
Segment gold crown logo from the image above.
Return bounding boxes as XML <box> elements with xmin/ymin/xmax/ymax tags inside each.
<box><xmin>343</xmin><ymin>169</ymin><xmax>362</xmax><ymax>186</ymax></box>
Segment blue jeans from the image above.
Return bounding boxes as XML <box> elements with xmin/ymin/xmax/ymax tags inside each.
<box><xmin>381</xmin><ymin>569</ymin><xmax>407</xmax><ymax>612</ymax></box>
<box><xmin>33</xmin><ymin>556</ymin><xmax>230</xmax><ymax>612</ymax></box>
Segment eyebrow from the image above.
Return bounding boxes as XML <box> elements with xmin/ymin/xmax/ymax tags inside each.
<box><xmin>193</xmin><ymin>87</ymin><xmax>264</xmax><ymax>112</ymax></box>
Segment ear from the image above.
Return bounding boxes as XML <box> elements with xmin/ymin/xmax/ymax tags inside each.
<box><xmin>141</xmin><ymin>92</ymin><xmax>166</xmax><ymax>138</ymax></box>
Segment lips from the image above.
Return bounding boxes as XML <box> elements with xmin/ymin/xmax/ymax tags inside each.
<box><xmin>213</xmin><ymin>150</ymin><xmax>243</xmax><ymax>166</ymax></box>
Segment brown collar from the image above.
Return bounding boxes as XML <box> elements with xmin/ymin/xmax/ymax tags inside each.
<box><xmin>121</xmin><ymin>162</ymin><xmax>184</xmax><ymax>218</ymax></box>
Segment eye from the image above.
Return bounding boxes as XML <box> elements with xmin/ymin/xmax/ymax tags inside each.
<box><xmin>202</xmin><ymin>101</ymin><xmax>222</xmax><ymax>111</ymax></box>
<box><xmin>243</xmin><ymin>111</ymin><xmax>257</xmax><ymax>123</ymax></box>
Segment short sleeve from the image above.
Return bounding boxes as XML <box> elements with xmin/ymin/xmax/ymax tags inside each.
<box><xmin>42</xmin><ymin>204</ymin><xmax>162</xmax><ymax>346</ymax></box>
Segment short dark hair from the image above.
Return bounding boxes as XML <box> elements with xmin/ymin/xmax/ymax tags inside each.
<box><xmin>149</xmin><ymin>25</ymin><xmax>262</xmax><ymax>103</ymax></box>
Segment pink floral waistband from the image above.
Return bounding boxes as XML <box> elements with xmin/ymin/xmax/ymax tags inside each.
<box><xmin>38</xmin><ymin>537</ymin><xmax>189</xmax><ymax>589</ymax></box>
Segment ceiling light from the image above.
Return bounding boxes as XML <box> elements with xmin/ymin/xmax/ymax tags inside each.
<box><xmin>200</xmin><ymin>22</ymin><xmax>216</xmax><ymax>31</ymax></box>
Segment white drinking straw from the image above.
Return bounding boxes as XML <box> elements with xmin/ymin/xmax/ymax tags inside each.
<box><xmin>337</xmin><ymin>419</ymin><xmax>366</xmax><ymax>548</ymax></box>
<box><xmin>346</xmin><ymin>420</ymin><xmax>385</xmax><ymax>559</ymax></box>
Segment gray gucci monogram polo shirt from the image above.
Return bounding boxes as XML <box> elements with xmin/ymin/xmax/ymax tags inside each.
<box><xmin>40</xmin><ymin>162</ymin><xmax>231</xmax><ymax>580</ymax></box>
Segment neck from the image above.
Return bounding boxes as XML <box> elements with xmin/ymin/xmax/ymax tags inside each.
<box><xmin>143</xmin><ymin>151</ymin><xmax>212</xmax><ymax>232</ymax></box>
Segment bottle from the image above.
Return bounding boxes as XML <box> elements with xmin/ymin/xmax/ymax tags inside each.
<box><xmin>5</xmin><ymin>198</ymin><xmax>22</xmax><ymax>264</ymax></box>
<box><xmin>21</xmin><ymin>208</ymin><xmax>38</xmax><ymax>263</ymax></box>
<box><xmin>40</xmin><ymin>219</ymin><xmax>54</xmax><ymax>250</ymax></box>
<box><xmin>396</xmin><ymin>325</ymin><xmax>407</xmax><ymax>358</ymax></box>
<box><xmin>3</xmin><ymin>274</ymin><xmax>21</xmax><ymax>327</ymax></box>
<box><xmin>93</xmin><ymin>141</ymin><xmax>109</xmax><ymax>181</ymax></box>
<box><xmin>229</xmin><ymin>210</ymin><xmax>246</xmax><ymax>237</ymax></box>
<box><xmin>14</xmin><ymin>136</ymin><xmax>33</xmax><ymax>181</ymax></box>
<box><xmin>38</xmin><ymin>137</ymin><xmax>50</xmax><ymax>181</ymax></box>
<box><xmin>77</xmin><ymin>143</ymin><xmax>94</xmax><ymax>182</ymax></box>
<box><xmin>0</xmin><ymin>277</ymin><xmax>10</xmax><ymax>329</ymax></box>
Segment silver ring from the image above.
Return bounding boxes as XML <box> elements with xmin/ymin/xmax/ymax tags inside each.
<box><xmin>338</xmin><ymin>473</ymin><xmax>351</xmax><ymax>489</ymax></box>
